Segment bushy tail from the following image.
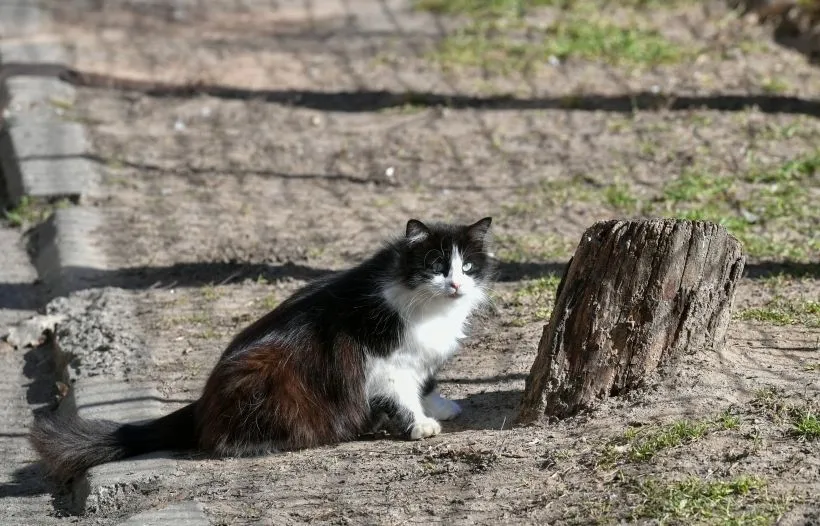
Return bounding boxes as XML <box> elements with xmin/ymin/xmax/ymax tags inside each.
<box><xmin>29</xmin><ymin>403</ymin><xmax>198</xmax><ymax>482</ymax></box>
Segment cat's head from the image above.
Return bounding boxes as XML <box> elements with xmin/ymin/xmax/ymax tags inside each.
<box><xmin>395</xmin><ymin>217</ymin><xmax>494</xmax><ymax>302</ymax></box>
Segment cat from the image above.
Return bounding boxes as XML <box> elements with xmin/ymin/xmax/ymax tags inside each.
<box><xmin>30</xmin><ymin>217</ymin><xmax>495</xmax><ymax>482</ymax></box>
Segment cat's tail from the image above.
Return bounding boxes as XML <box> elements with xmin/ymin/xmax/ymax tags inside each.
<box><xmin>29</xmin><ymin>402</ymin><xmax>198</xmax><ymax>482</ymax></box>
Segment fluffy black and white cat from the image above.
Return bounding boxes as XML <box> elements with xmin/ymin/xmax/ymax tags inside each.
<box><xmin>31</xmin><ymin>217</ymin><xmax>495</xmax><ymax>481</ymax></box>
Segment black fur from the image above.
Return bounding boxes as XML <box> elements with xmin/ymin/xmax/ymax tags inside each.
<box><xmin>30</xmin><ymin>217</ymin><xmax>494</xmax><ymax>482</ymax></box>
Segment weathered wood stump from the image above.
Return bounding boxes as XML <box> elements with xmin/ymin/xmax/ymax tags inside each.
<box><xmin>517</xmin><ymin>219</ymin><xmax>745</xmax><ymax>424</ymax></box>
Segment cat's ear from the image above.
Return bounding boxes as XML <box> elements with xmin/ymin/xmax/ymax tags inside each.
<box><xmin>406</xmin><ymin>219</ymin><xmax>430</xmax><ymax>241</ymax></box>
<box><xmin>467</xmin><ymin>217</ymin><xmax>492</xmax><ymax>241</ymax></box>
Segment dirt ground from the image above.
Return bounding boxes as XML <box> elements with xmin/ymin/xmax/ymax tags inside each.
<box><xmin>7</xmin><ymin>0</ymin><xmax>820</xmax><ymax>523</ymax></box>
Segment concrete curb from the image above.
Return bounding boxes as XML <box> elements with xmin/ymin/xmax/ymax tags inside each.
<box><xmin>0</xmin><ymin>2</ymin><xmax>209</xmax><ymax>522</ymax></box>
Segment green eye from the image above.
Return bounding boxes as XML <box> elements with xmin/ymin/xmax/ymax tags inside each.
<box><xmin>462</xmin><ymin>262</ymin><xmax>473</xmax><ymax>272</ymax></box>
<box><xmin>430</xmin><ymin>261</ymin><xmax>444</xmax><ymax>273</ymax></box>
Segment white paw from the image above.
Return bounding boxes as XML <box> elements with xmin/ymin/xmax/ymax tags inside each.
<box><xmin>409</xmin><ymin>417</ymin><xmax>442</xmax><ymax>440</ymax></box>
<box><xmin>423</xmin><ymin>392</ymin><xmax>462</xmax><ymax>421</ymax></box>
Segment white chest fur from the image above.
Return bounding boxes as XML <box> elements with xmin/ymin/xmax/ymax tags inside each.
<box><xmin>402</xmin><ymin>298</ymin><xmax>472</xmax><ymax>367</ymax></box>
<box><xmin>364</xmin><ymin>294</ymin><xmax>480</xmax><ymax>417</ymax></box>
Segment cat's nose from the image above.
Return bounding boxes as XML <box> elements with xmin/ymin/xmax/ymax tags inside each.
<box><xmin>450</xmin><ymin>282</ymin><xmax>461</xmax><ymax>291</ymax></box>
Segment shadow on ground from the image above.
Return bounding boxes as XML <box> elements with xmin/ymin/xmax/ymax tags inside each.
<box><xmin>2</xmin><ymin>63</ymin><xmax>820</xmax><ymax>116</ymax></box>
<box><xmin>1</xmin><ymin>259</ymin><xmax>817</xmax><ymax>310</ymax></box>
<box><xmin>450</xmin><ymin>389</ymin><xmax>523</xmax><ymax>432</ymax></box>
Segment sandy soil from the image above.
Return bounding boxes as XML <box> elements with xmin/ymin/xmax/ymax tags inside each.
<box><xmin>9</xmin><ymin>0</ymin><xmax>820</xmax><ymax>523</ymax></box>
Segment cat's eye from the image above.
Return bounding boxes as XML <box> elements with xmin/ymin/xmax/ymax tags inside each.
<box><xmin>429</xmin><ymin>261</ymin><xmax>444</xmax><ymax>273</ymax></box>
<box><xmin>462</xmin><ymin>262</ymin><xmax>473</xmax><ymax>272</ymax></box>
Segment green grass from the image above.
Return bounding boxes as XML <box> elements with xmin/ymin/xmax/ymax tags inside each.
<box><xmin>604</xmin><ymin>182</ymin><xmax>639</xmax><ymax>213</ymax></box>
<box><xmin>599</xmin><ymin>417</ymin><xmax>732</xmax><ymax>468</ymax></box>
<box><xmin>751</xmin><ymin>387</ymin><xmax>820</xmax><ymax>441</ymax></box>
<box><xmin>719</xmin><ymin>410</ymin><xmax>741</xmax><ymax>430</ymax></box>
<box><xmin>201</xmin><ymin>285</ymin><xmax>222</xmax><ymax>301</ymax></box>
<box><xmin>645</xmin><ymin>151</ymin><xmax>820</xmax><ymax>261</ymax></box>
<box><xmin>415</xmin><ymin>0</ymin><xmax>552</xmax><ymax>17</ymax></box>
<box><xmin>258</xmin><ymin>293</ymin><xmax>279</xmax><ymax>311</ymax></box>
<box><xmin>737</xmin><ymin>298</ymin><xmax>820</xmax><ymax>327</ymax></box>
<box><xmin>509</xmin><ymin>273</ymin><xmax>563</xmax><ymax>323</ymax></box>
<box><xmin>629</xmin><ymin>420</ymin><xmax>711</xmax><ymax>461</ymax></box>
<box><xmin>502</xmin><ymin>176</ymin><xmax>597</xmax><ymax>218</ymax></box>
<box><xmin>494</xmin><ymin>233</ymin><xmax>575</xmax><ymax>262</ymax></box>
<box><xmin>792</xmin><ymin>411</ymin><xmax>820</xmax><ymax>440</ymax></box>
<box><xmin>761</xmin><ymin>77</ymin><xmax>790</xmax><ymax>95</ymax></box>
<box><xmin>415</xmin><ymin>0</ymin><xmax>697</xmax><ymax>16</ymax></box>
<box><xmin>630</xmin><ymin>475</ymin><xmax>788</xmax><ymax>525</ymax></box>
<box><xmin>3</xmin><ymin>196</ymin><xmax>71</xmax><ymax>228</ymax></box>
<box><xmin>419</xmin><ymin>0</ymin><xmax>693</xmax><ymax>72</ymax></box>
<box><xmin>515</xmin><ymin>274</ymin><xmax>562</xmax><ymax>300</ymax></box>
<box><xmin>434</xmin><ymin>17</ymin><xmax>685</xmax><ymax>72</ymax></box>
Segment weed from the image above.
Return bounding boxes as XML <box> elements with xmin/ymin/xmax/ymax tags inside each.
<box><xmin>629</xmin><ymin>420</ymin><xmax>710</xmax><ymax>461</ymax></box>
<box><xmin>604</xmin><ymin>182</ymin><xmax>639</xmax><ymax>213</ymax></box>
<box><xmin>546</xmin><ymin>20</ymin><xmax>684</xmax><ymax>66</ymax></box>
<box><xmin>3</xmin><ymin>197</ymin><xmax>71</xmax><ymax>228</ymax></box>
<box><xmin>649</xmin><ymin>151</ymin><xmax>819</xmax><ymax>261</ymax></box>
<box><xmin>791</xmin><ymin>411</ymin><xmax>820</xmax><ymax>441</ymax></box>
<box><xmin>259</xmin><ymin>293</ymin><xmax>279</xmax><ymax>311</ymax></box>
<box><xmin>201</xmin><ymin>285</ymin><xmax>221</xmax><ymax>301</ymax></box>
<box><xmin>434</xmin><ymin>17</ymin><xmax>686</xmax><ymax>72</ymax></box>
<box><xmin>718</xmin><ymin>410</ymin><xmax>741</xmax><ymax>430</ymax></box>
<box><xmin>415</xmin><ymin>0</ymin><xmax>697</xmax><ymax>17</ymax></box>
<box><xmin>511</xmin><ymin>273</ymin><xmax>563</xmax><ymax>321</ymax></box>
<box><xmin>514</xmin><ymin>274</ymin><xmax>562</xmax><ymax>301</ymax></box>
<box><xmin>760</xmin><ymin>77</ymin><xmax>790</xmax><ymax>95</ymax></box>
<box><xmin>737</xmin><ymin>298</ymin><xmax>820</xmax><ymax>327</ymax></box>
<box><xmin>494</xmin><ymin>233</ymin><xmax>575</xmax><ymax>262</ymax></box>
<box><xmin>631</xmin><ymin>475</ymin><xmax>788</xmax><ymax>524</ymax></box>
<box><xmin>751</xmin><ymin>387</ymin><xmax>820</xmax><ymax>441</ymax></box>
<box><xmin>600</xmin><ymin>417</ymin><xmax>720</xmax><ymax>467</ymax></box>
<box><xmin>750</xmin><ymin>387</ymin><xmax>790</xmax><ymax>419</ymax></box>
<box><xmin>48</xmin><ymin>97</ymin><xmax>75</xmax><ymax>111</ymax></box>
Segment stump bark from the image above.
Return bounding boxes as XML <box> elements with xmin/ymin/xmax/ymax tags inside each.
<box><xmin>517</xmin><ymin>219</ymin><xmax>745</xmax><ymax>424</ymax></box>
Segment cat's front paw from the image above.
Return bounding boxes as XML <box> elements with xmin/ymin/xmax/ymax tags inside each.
<box><xmin>409</xmin><ymin>417</ymin><xmax>442</xmax><ymax>440</ymax></box>
<box><xmin>423</xmin><ymin>392</ymin><xmax>462</xmax><ymax>421</ymax></box>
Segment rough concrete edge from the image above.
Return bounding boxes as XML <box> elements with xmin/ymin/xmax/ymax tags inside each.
<box><xmin>0</xmin><ymin>8</ymin><xmax>98</xmax><ymax>206</ymax></box>
<box><xmin>0</xmin><ymin>2</ymin><xmax>206</xmax><ymax>522</ymax></box>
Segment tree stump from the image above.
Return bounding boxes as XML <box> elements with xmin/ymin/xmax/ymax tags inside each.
<box><xmin>517</xmin><ymin>219</ymin><xmax>745</xmax><ymax>424</ymax></box>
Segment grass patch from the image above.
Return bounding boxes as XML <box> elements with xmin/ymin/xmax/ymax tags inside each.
<box><xmin>791</xmin><ymin>411</ymin><xmax>820</xmax><ymax>441</ymax></box>
<box><xmin>201</xmin><ymin>285</ymin><xmax>222</xmax><ymax>301</ymax></box>
<box><xmin>737</xmin><ymin>298</ymin><xmax>820</xmax><ymax>327</ymax></box>
<box><xmin>3</xmin><ymin>196</ymin><xmax>71</xmax><ymax>228</ymax></box>
<box><xmin>647</xmin><ymin>150</ymin><xmax>820</xmax><ymax>261</ymax></box>
<box><xmin>751</xmin><ymin>387</ymin><xmax>820</xmax><ymax>441</ymax></box>
<box><xmin>604</xmin><ymin>182</ymin><xmax>639</xmax><ymax>213</ymax></box>
<box><xmin>258</xmin><ymin>293</ymin><xmax>279</xmax><ymax>311</ymax></box>
<box><xmin>494</xmin><ymin>233</ymin><xmax>574</xmax><ymax>263</ymax></box>
<box><xmin>719</xmin><ymin>410</ymin><xmax>741</xmax><ymax>430</ymax></box>
<box><xmin>434</xmin><ymin>17</ymin><xmax>685</xmax><ymax>72</ymax></box>
<box><xmin>502</xmin><ymin>176</ymin><xmax>597</xmax><ymax>218</ymax></box>
<box><xmin>415</xmin><ymin>0</ymin><xmax>552</xmax><ymax>17</ymax></box>
<box><xmin>630</xmin><ymin>475</ymin><xmax>788</xmax><ymax>525</ymax></box>
<box><xmin>761</xmin><ymin>76</ymin><xmax>790</xmax><ymax>95</ymax></box>
<box><xmin>415</xmin><ymin>0</ymin><xmax>697</xmax><ymax>16</ymax></box>
<box><xmin>629</xmin><ymin>420</ymin><xmax>710</xmax><ymax>461</ymax></box>
<box><xmin>508</xmin><ymin>273</ymin><xmax>563</xmax><ymax>323</ymax></box>
<box><xmin>514</xmin><ymin>274</ymin><xmax>562</xmax><ymax>300</ymax></box>
<box><xmin>599</xmin><ymin>412</ymin><xmax>747</xmax><ymax>468</ymax></box>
